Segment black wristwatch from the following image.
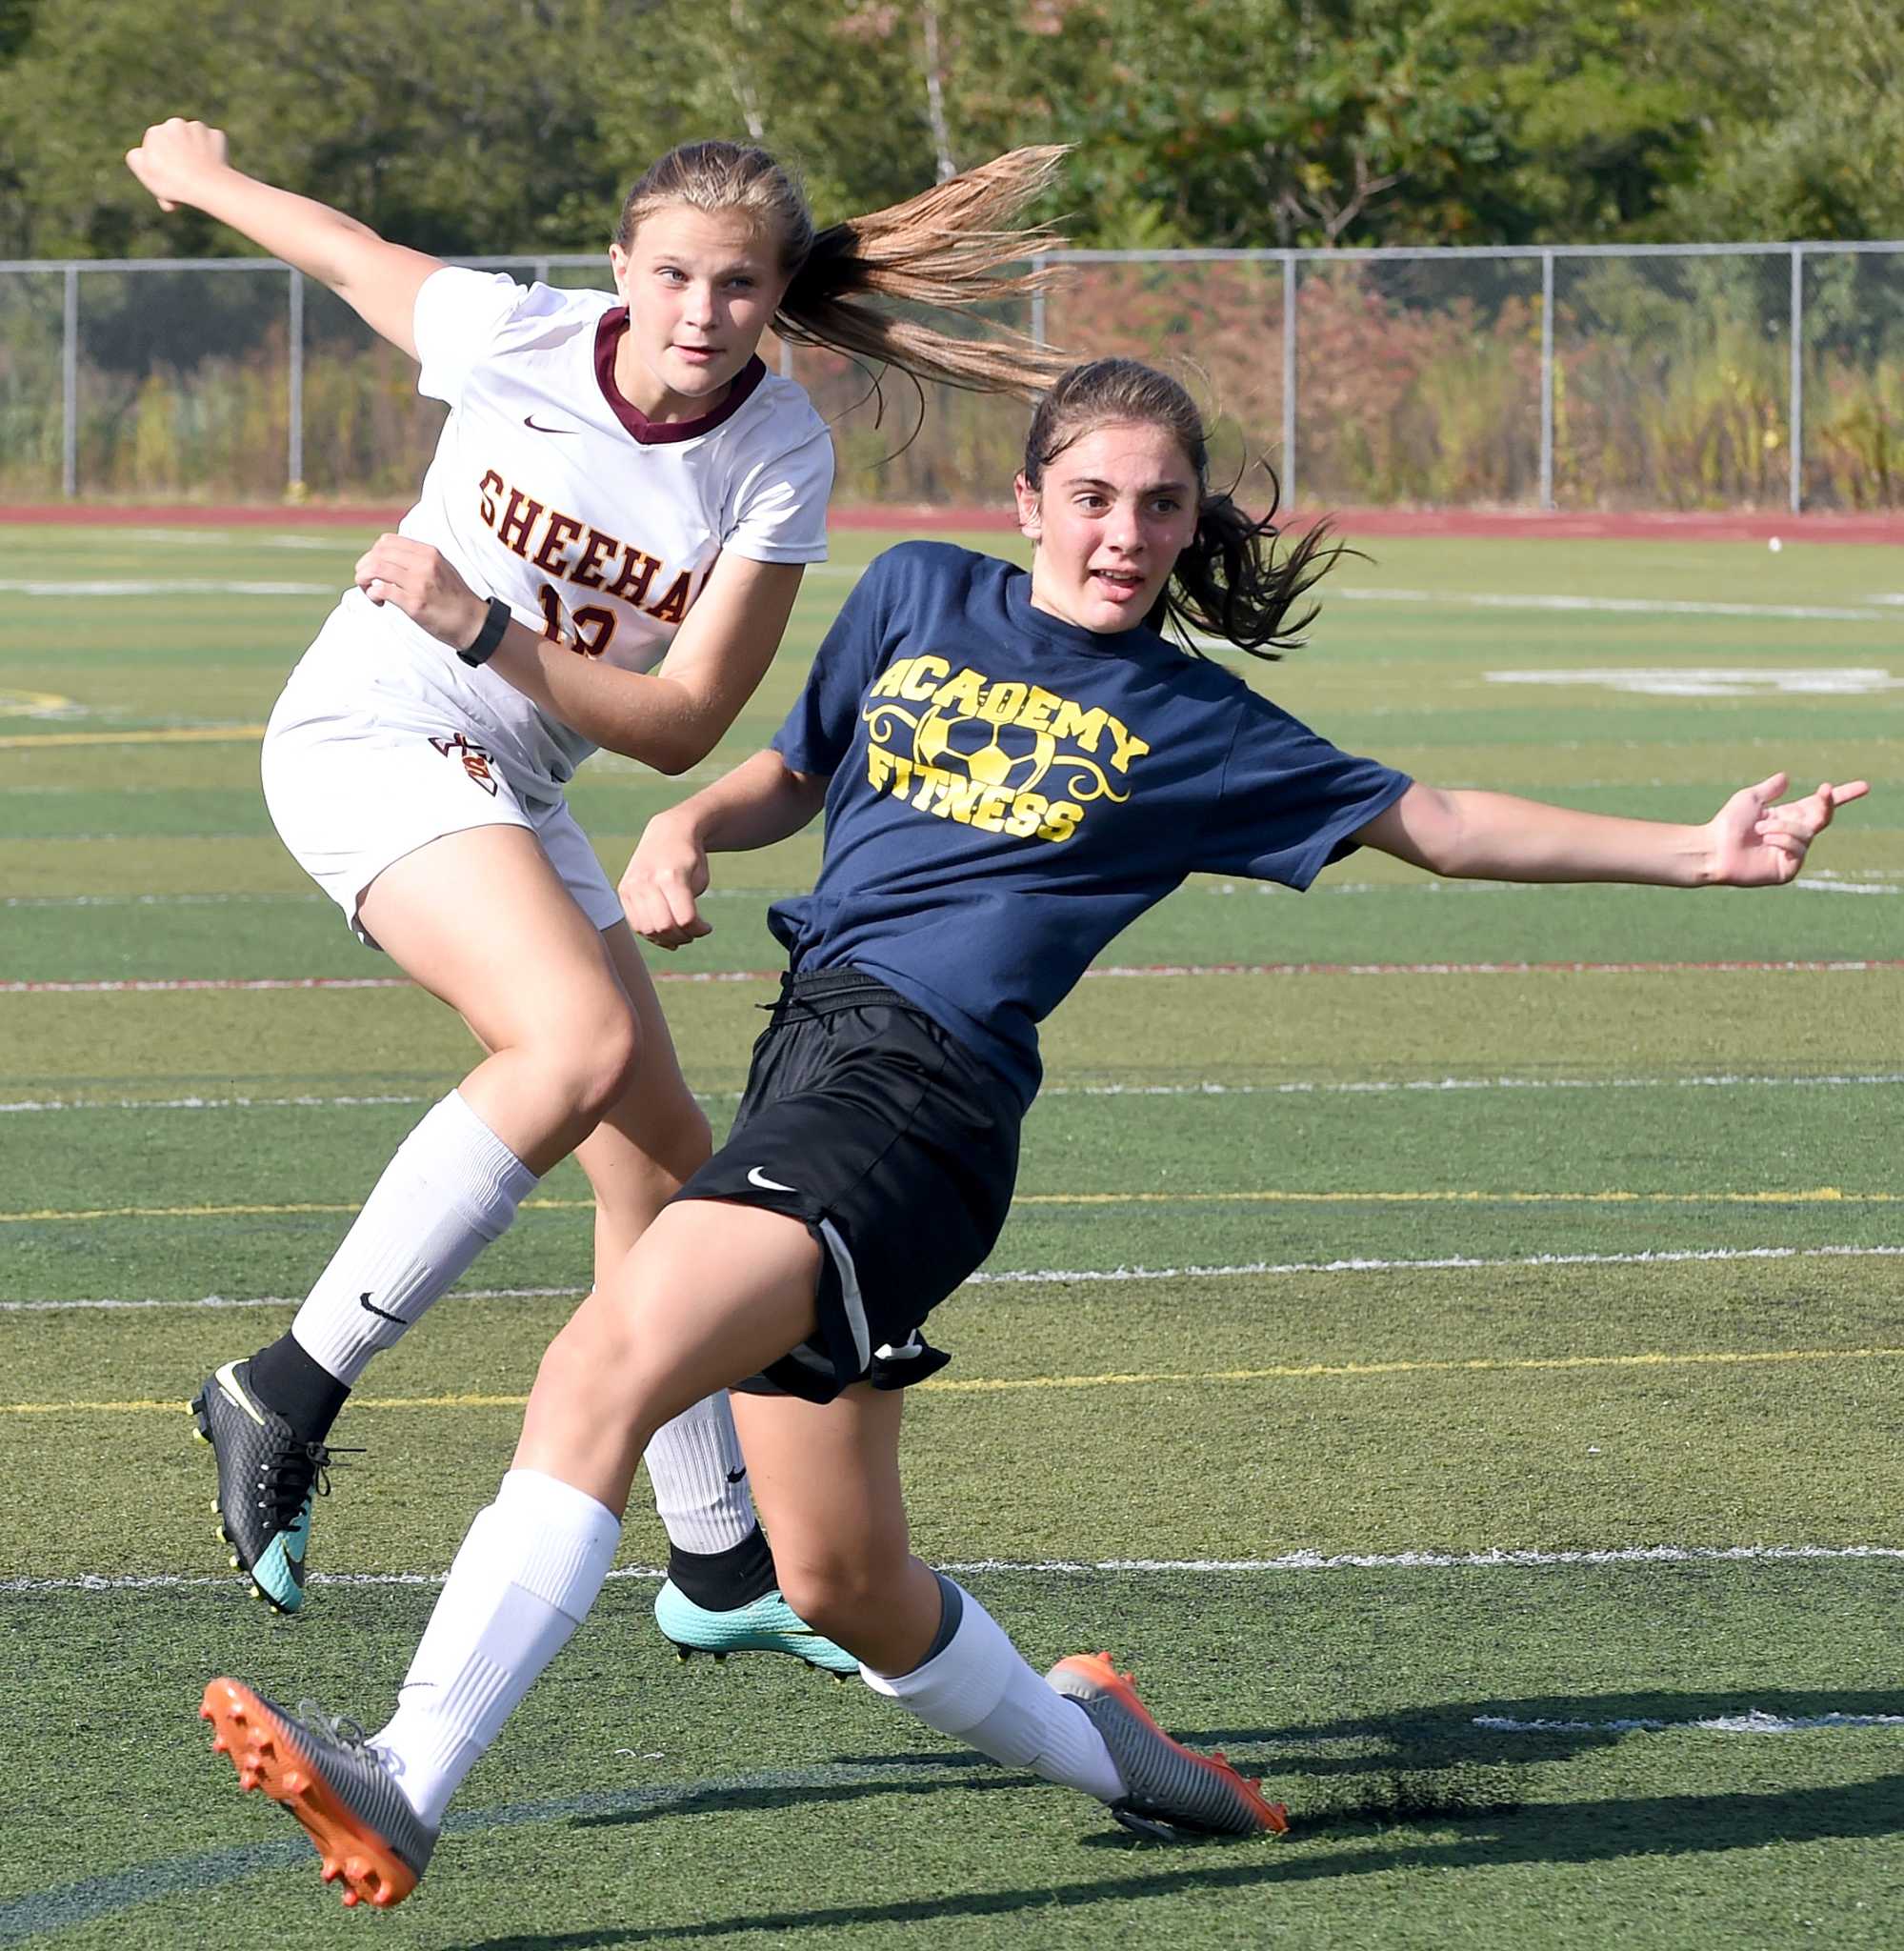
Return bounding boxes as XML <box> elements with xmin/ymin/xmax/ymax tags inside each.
<box><xmin>457</xmin><ymin>596</ymin><xmax>514</xmax><ymax>668</ymax></box>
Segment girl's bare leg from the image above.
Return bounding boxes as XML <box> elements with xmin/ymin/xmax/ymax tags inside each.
<box><xmin>729</xmin><ymin>1387</ymin><xmax>1123</xmax><ymax>1800</ymax></box>
<box><xmin>268</xmin><ymin>826</ymin><xmax>642</xmax><ymax>1395</ymax></box>
<box><xmin>570</xmin><ymin>928</ymin><xmax>768</xmax><ymax>1583</ymax></box>
<box><xmin>367</xmin><ymin>1200</ymin><xmax>821</xmax><ymax>1824</ymax></box>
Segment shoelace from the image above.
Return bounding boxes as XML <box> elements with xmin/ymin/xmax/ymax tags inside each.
<box><xmin>257</xmin><ymin>1438</ymin><xmax>363</xmax><ymax>1528</ymax></box>
<box><xmin>291</xmin><ymin>1700</ymin><xmax>372</xmax><ymax>1752</ymax></box>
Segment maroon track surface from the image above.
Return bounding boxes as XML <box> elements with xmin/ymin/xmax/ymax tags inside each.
<box><xmin>3</xmin><ymin>502</ymin><xmax>1902</xmax><ymax>543</ymax></box>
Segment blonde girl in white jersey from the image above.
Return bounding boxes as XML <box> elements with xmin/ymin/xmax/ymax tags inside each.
<box><xmin>125</xmin><ymin>120</ymin><xmax>1069</xmax><ymax>1654</ymax></box>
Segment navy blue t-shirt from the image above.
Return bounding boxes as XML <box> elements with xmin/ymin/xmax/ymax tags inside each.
<box><xmin>769</xmin><ymin>541</ymin><xmax>1412</xmax><ymax>1106</ymax></box>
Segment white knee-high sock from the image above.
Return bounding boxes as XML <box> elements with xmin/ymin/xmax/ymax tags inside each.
<box><xmin>291</xmin><ymin>1091</ymin><xmax>537</xmax><ymax>1386</ymax></box>
<box><xmin>371</xmin><ymin>1469</ymin><xmax>620</xmax><ymax>1826</ymax></box>
<box><xmin>859</xmin><ymin>1579</ymin><xmax>1125</xmax><ymax>1802</ymax></box>
<box><xmin>642</xmin><ymin>1394</ymin><xmax>759</xmax><ymax>1555</ymax></box>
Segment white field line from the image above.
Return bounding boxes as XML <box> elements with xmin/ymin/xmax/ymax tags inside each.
<box><xmin>14</xmin><ymin>878</ymin><xmax>1898</xmax><ymax>910</ymax></box>
<box><xmin>0</xmin><ymin>579</ymin><xmax>331</xmax><ymax>597</ymax></box>
<box><xmin>2</xmin><ymin>562</ymin><xmax>1882</xmax><ymax>623</ymax></box>
<box><xmin>1332</xmin><ymin>588</ymin><xmax>1899</xmax><ymax>624</ymax></box>
<box><xmin>1475</xmin><ymin>1710</ymin><xmax>1904</xmax><ymax>1735</ymax></box>
<box><xmin>3</xmin><ymin>893</ymin><xmax>322</xmax><ymax>910</ymax></box>
<box><xmin>11</xmin><ymin>957</ymin><xmax>1904</xmax><ymax>996</ymax></box>
<box><xmin>7</xmin><ymin>1070</ymin><xmax>1902</xmax><ymax>1117</ymax></box>
<box><xmin>6</xmin><ymin>1541</ymin><xmax>1900</xmax><ymax>1597</ymax></box>
<box><xmin>8</xmin><ymin>1242</ymin><xmax>1902</xmax><ymax>1313</ymax></box>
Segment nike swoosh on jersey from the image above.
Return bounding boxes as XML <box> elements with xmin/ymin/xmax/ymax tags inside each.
<box><xmin>725</xmin><ymin>1466</ymin><xmax>748</xmax><ymax>1484</ymax></box>
<box><xmin>523</xmin><ymin>414</ymin><xmax>579</xmax><ymax>433</ymax></box>
<box><xmin>746</xmin><ymin>1166</ymin><xmax>797</xmax><ymax>1193</ymax></box>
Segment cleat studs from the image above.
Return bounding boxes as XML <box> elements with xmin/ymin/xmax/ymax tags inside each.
<box><xmin>341</xmin><ymin>1889</ymin><xmax>361</xmax><ymax>1909</ymax></box>
<box><xmin>321</xmin><ymin>1859</ymin><xmax>340</xmax><ymax>1882</ymax></box>
<box><xmin>282</xmin><ymin>1770</ymin><xmax>307</xmax><ymax>1795</ymax></box>
<box><xmin>832</xmin><ymin>1670</ymin><xmax>849</xmax><ymax>1685</ymax></box>
<box><xmin>711</xmin><ymin>1652</ymin><xmax>727</xmax><ymax>1664</ymax></box>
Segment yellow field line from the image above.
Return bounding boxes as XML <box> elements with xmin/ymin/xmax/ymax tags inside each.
<box><xmin>2</xmin><ymin>1187</ymin><xmax>1894</xmax><ymax>1224</ymax></box>
<box><xmin>1012</xmin><ymin>1188</ymin><xmax>1892</xmax><ymax>1206</ymax></box>
<box><xmin>0</xmin><ymin>724</ymin><xmax>266</xmax><ymax>751</ymax></box>
<box><xmin>7</xmin><ymin>1344</ymin><xmax>1901</xmax><ymax>1415</ymax></box>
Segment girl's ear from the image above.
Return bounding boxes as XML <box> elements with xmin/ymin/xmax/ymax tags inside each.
<box><xmin>608</xmin><ymin>240</ymin><xmax>632</xmax><ymax>302</ymax></box>
<box><xmin>1012</xmin><ymin>473</ymin><xmax>1041</xmax><ymax>537</ymax></box>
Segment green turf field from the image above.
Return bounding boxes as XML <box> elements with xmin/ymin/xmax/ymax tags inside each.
<box><xmin>1</xmin><ymin>520</ymin><xmax>1899</xmax><ymax>1948</ymax></box>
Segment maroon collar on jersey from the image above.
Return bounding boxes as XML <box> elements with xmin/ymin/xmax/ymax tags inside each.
<box><xmin>592</xmin><ymin>308</ymin><xmax>767</xmax><ymax>445</ymax></box>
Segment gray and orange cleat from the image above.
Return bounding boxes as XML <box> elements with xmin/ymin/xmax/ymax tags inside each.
<box><xmin>200</xmin><ymin>1678</ymin><xmax>435</xmax><ymax>1909</ymax></box>
<box><xmin>1047</xmin><ymin>1652</ymin><xmax>1291</xmax><ymax>1841</ymax></box>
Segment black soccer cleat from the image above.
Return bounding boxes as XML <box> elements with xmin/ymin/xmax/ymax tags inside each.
<box><xmin>190</xmin><ymin>1358</ymin><xmax>338</xmax><ymax>1613</ymax></box>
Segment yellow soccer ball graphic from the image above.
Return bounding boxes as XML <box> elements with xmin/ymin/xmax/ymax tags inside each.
<box><xmin>914</xmin><ymin>706</ymin><xmax>1056</xmax><ymax>792</ymax></box>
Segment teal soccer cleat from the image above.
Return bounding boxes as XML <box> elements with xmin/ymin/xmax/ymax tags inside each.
<box><xmin>653</xmin><ymin>1579</ymin><xmax>860</xmax><ymax>1677</ymax></box>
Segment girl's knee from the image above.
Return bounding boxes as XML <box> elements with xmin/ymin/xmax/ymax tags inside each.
<box><xmin>776</xmin><ymin>1545</ymin><xmax>909</xmax><ymax>1639</ymax></box>
<box><xmin>535</xmin><ymin>1304</ymin><xmax>636</xmax><ymax>1400</ymax></box>
<box><xmin>541</xmin><ymin>998</ymin><xmax>644</xmax><ymax>1126</ymax></box>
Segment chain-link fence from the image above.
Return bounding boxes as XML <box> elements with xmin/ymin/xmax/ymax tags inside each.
<box><xmin>1</xmin><ymin>243</ymin><xmax>1899</xmax><ymax>513</ymax></box>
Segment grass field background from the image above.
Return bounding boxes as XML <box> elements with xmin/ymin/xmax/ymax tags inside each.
<box><xmin>1</xmin><ymin>519</ymin><xmax>1899</xmax><ymax>1948</ymax></box>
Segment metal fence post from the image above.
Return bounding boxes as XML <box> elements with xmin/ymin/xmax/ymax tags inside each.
<box><xmin>62</xmin><ymin>265</ymin><xmax>78</xmax><ymax>499</ymax></box>
<box><xmin>1281</xmin><ymin>251</ymin><xmax>1297</xmax><ymax>509</ymax></box>
<box><xmin>287</xmin><ymin>269</ymin><xmax>305</xmax><ymax>498</ymax></box>
<box><xmin>1539</xmin><ymin>251</ymin><xmax>1555</xmax><ymax>511</ymax></box>
<box><xmin>1789</xmin><ymin>246</ymin><xmax>1804</xmax><ymax>517</ymax></box>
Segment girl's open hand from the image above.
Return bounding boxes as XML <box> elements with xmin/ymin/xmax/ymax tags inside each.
<box><xmin>1707</xmin><ymin>773</ymin><xmax>1869</xmax><ymax>886</ymax></box>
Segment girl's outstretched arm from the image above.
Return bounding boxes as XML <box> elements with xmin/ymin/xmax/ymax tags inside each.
<box><xmin>125</xmin><ymin>119</ymin><xmax>442</xmax><ymax>358</ymax></box>
<box><xmin>1357</xmin><ymin>774</ymin><xmax>1869</xmax><ymax>888</ymax></box>
<box><xmin>618</xmin><ymin>751</ymin><xmax>830</xmax><ymax>950</ymax></box>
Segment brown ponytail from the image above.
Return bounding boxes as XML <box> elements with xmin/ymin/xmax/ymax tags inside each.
<box><xmin>616</xmin><ymin>141</ymin><xmax>1072</xmax><ymax>400</ymax></box>
<box><xmin>1021</xmin><ymin>359</ymin><xmax>1346</xmax><ymax>658</ymax></box>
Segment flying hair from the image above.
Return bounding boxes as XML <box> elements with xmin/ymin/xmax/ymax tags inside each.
<box><xmin>616</xmin><ymin>141</ymin><xmax>1073</xmax><ymax>400</ymax></box>
<box><xmin>1020</xmin><ymin>358</ymin><xmax>1347</xmax><ymax>659</ymax></box>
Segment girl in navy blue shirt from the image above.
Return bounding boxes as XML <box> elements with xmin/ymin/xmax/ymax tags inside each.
<box><xmin>200</xmin><ymin>360</ymin><xmax>1867</xmax><ymax>1906</ymax></box>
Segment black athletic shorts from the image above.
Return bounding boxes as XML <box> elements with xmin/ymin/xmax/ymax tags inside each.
<box><xmin>669</xmin><ymin>967</ymin><xmax>1023</xmax><ymax>1404</ymax></box>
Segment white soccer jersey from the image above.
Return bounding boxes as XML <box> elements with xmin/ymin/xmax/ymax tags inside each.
<box><xmin>321</xmin><ymin>266</ymin><xmax>833</xmax><ymax>790</ymax></box>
